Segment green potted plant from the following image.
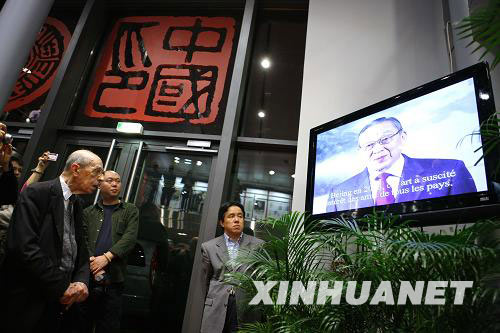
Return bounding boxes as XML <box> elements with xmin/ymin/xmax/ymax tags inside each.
<box><xmin>227</xmin><ymin>212</ymin><xmax>500</xmax><ymax>332</ymax></box>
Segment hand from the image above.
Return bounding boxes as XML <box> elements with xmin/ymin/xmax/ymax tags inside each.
<box><xmin>90</xmin><ymin>255</ymin><xmax>109</xmax><ymax>274</ymax></box>
<box><xmin>59</xmin><ymin>282</ymin><xmax>89</xmax><ymax>305</ymax></box>
<box><xmin>0</xmin><ymin>122</ymin><xmax>6</xmax><ymax>141</ymax></box>
<box><xmin>72</xmin><ymin>282</ymin><xmax>89</xmax><ymax>303</ymax></box>
<box><xmin>1</xmin><ymin>144</ymin><xmax>13</xmax><ymax>171</ymax></box>
<box><xmin>36</xmin><ymin>151</ymin><xmax>50</xmax><ymax>172</ymax></box>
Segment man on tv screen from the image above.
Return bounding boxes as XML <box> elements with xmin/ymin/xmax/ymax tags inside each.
<box><xmin>326</xmin><ymin>117</ymin><xmax>477</xmax><ymax>212</ymax></box>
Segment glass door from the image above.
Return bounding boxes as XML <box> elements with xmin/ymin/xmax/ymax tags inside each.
<box><xmin>51</xmin><ymin>138</ymin><xmax>131</xmax><ymax>208</ymax></box>
<box><xmin>120</xmin><ymin>144</ymin><xmax>216</xmax><ymax>332</ymax></box>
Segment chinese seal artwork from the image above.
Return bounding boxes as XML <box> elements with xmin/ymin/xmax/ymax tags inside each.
<box><xmin>85</xmin><ymin>16</ymin><xmax>236</xmax><ymax>126</ymax></box>
<box><xmin>3</xmin><ymin>17</ymin><xmax>71</xmax><ymax>113</ymax></box>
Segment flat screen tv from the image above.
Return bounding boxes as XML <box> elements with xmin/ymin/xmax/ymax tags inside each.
<box><xmin>306</xmin><ymin>62</ymin><xmax>499</xmax><ymax>226</ymax></box>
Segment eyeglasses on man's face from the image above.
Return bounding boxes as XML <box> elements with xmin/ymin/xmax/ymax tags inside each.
<box><xmin>359</xmin><ymin>129</ymin><xmax>402</xmax><ymax>151</ymax></box>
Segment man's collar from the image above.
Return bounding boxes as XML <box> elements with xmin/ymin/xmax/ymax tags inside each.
<box><xmin>96</xmin><ymin>198</ymin><xmax>123</xmax><ymax>210</ymax></box>
<box><xmin>59</xmin><ymin>175</ymin><xmax>73</xmax><ymax>201</ymax></box>
<box><xmin>224</xmin><ymin>232</ymin><xmax>243</xmax><ymax>243</ymax></box>
<box><xmin>369</xmin><ymin>154</ymin><xmax>405</xmax><ymax>180</ymax></box>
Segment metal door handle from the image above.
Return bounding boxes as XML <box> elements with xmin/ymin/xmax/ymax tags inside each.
<box><xmin>94</xmin><ymin>139</ymin><xmax>117</xmax><ymax>205</ymax></box>
<box><xmin>125</xmin><ymin>141</ymin><xmax>144</xmax><ymax>202</ymax></box>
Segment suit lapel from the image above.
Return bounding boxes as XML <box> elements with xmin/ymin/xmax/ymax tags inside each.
<box><xmin>215</xmin><ymin>235</ymin><xmax>230</xmax><ymax>265</ymax></box>
<box><xmin>400</xmin><ymin>155</ymin><xmax>425</xmax><ymax>202</ymax></box>
<box><xmin>50</xmin><ymin>178</ymin><xmax>65</xmax><ymax>241</ymax></box>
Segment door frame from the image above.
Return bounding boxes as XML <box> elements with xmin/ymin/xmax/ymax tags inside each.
<box><xmin>51</xmin><ymin>135</ymin><xmax>222</xmax><ymax>330</ymax></box>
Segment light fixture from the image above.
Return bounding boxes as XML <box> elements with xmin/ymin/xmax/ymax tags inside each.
<box><xmin>196</xmin><ymin>161</ymin><xmax>203</xmax><ymax>166</ymax></box>
<box><xmin>261</xmin><ymin>57</ymin><xmax>271</xmax><ymax>69</ymax></box>
<box><xmin>269</xmin><ymin>170</ymin><xmax>275</xmax><ymax>175</ymax></box>
<box><xmin>174</xmin><ymin>160</ymin><xmax>180</xmax><ymax>163</ymax></box>
<box><xmin>291</xmin><ymin>174</ymin><xmax>295</xmax><ymax>178</ymax></box>
<box><xmin>177</xmin><ymin>232</ymin><xmax>188</xmax><ymax>236</ymax></box>
<box><xmin>258</xmin><ymin>111</ymin><xmax>266</xmax><ymax>118</ymax></box>
<box><xmin>22</xmin><ymin>67</ymin><xmax>31</xmax><ymax>74</ymax></box>
<box><xmin>116</xmin><ymin>122</ymin><xmax>144</xmax><ymax>134</ymax></box>
<box><xmin>184</xmin><ymin>159</ymin><xmax>192</xmax><ymax>162</ymax></box>
<box><xmin>479</xmin><ymin>92</ymin><xmax>490</xmax><ymax>100</ymax></box>
<box><xmin>184</xmin><ymin>161</ymin><xmax>192</xmax><ymax>165</ymax></box>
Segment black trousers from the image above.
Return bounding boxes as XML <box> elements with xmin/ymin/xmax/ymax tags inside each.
<box><xmin>222</xmin><ymin>294</ymin><xmax>238</xmax><ymax>333</ymax></box>
<box><xmin>78</xmin><ymin>282</ymin><xmax>124</xmax><ymax>333</ymax></box>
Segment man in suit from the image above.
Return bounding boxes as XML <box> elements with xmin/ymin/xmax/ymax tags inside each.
<box><xmin>326</xmin><ymin>117</ymin><xmax>477</xmax><ymax>212</ymax></box>
<box><xmin>0</xmin><ymin>150</ymin><xmax>103</xmax><ymax>332</ymax></box>
<box><xmin>200</xmin><ymin>201</ymin><xmax>264</xmax><ymax>333</ymax></box>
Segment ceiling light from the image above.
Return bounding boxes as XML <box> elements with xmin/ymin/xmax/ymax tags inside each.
<box><xmin>261</xmin><ymin>58</ymin><xmax>271</xmax><ymax>69</ymax></box>
<box><xmin>258</xmin><ymin>111</ymin><xmax>265</xmax><ymax>118</ymax></box>
<box><xmin>184</xmin><ymin>159</ymin><xmax>192</xmax><ymax>162</ymax></box>
<box><xmin>174</xmin><ymin>156</ymin><xmax>180</xmax><ymax>160</ymax></box>
<box><xmin>22</xmin><ymin>67</ymin><xmax>31</xmax><ymax>74</ymax></box>
<box><xmin>269</xmin><ymin>170</ymin><xmax>275</xmax><ymax>175</ymax></box>
<box><xmin>174</xmin><ymin>160</ymin><xmax>180</xmax><ymax>163</ymax></box>
<box><xmin>184</xmin><ymin>161</ymin><xmax>192</xmax><ymax>165</ymax></box>
<box><xmin>479</xmin><ymin>92</ymin><xmax>490</xmax><ymax>100</ymax></box>
<box><xmin>177</xmin><ymin>232</ymin><xmax>187</xmax><ymax>236</ymax></box>
<box><xmin>291</xmin><ymin>174</ymin><xmax>295</xmax><ymax>178</ymax></box>
<box><xmin>196</xmin><ymin>161</ymin><xmax>202</xmax><ymax>166</ymax></box>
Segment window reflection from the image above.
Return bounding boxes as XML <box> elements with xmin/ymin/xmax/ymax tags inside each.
<box><xmin>125</xmin><ymin>151</ymin><xmax>211</xmax><ymax>332</ymax></box>
<box><xmin>228</xmin><ymin>148</ymin><xmax>295</xmax><ymax>226</ymax></box>
<box><xmin>239</xmin><ymin>10</ymin><xmax>307</xmax><ymax>140</ymax></box>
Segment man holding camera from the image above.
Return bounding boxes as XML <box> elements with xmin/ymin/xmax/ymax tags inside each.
<box><xmin>0</xmin><ymin>122</ymin><xmax>18</xmax><ymax>206</ymax></box>
<box><xmin>81</xmin><ymin>170</ymin><xmax>139</xmax><ymax>333</ymax></box>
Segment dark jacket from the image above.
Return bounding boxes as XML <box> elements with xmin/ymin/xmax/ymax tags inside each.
<box><xmin>0</xmin><ymin>166</ymin><xmax>18</xmax><ymax>205</ymax></box>
<box><xmin>326</xmin><ymin>154</ymin><xmax>477</xmax><ymax>212</ymax></box>
<box><xmin>82</xmin><ymin>200</ymin><xmax>139</xmax><ymax>283</ymax></box>
<box><xmin>0</xmin><ymin>178</ymin><xmax>90</xmax><ymax>332</ymax></box>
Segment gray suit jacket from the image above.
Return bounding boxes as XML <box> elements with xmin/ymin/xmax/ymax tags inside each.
<box><xmin>200</xmin><ymin>234</ymin><xmax>264</xmax><ymax>333</ymax></box>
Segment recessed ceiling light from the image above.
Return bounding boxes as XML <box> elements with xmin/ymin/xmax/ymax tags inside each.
<box><xmin>269</xmin><ymin>170</ymin><xmax>275</xmax><ymax>175</ymax></box>
<box><xmin>196</xmin><ymin>161</ymin><xmax>202</xmax><ymax>166</ymax></box>
<box><xmin>258</xmin><ymin>111</ymin><xmax>265</xmax><ymax>118</ymax></box>
<box><xmin>479</xmin><ymin>92</ymin><xmax>490</xmax><ymax>100</ymax></box>
<box><xmin>261</xmin><ymin>57</ymin><xmax>271</xmax><ymax>69</ymax></box>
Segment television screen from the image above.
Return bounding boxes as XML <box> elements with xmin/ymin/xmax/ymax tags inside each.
<box><xmin>306</xmin><ymin>63</ymin><xmax>498</xmax><ymax>222</ymax></box>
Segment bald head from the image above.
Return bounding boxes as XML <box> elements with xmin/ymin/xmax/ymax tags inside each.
<box><xmin>100</xmin><ymin>170</ymin><xmax>122</xmax><ymax>200</ymax></box>
<box><xmin>62</xmin><ymin>150</ymin><xmax>103</xmax><ymax>194</ymax></box>
<box><xmin>64</xmin><ymin>150</ymin><xmax>102</xmax><ymax>171</ymax></box>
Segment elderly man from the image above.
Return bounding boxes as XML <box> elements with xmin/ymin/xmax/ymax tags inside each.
<box><xmin>326</xmin><ymin>117</ymin><xmax>477</xmax><ymax>212</ymax></box>
<box><xmin>0</xmin><ymin>150</ymin><xmax>103</xmax><ymax>333</ymax></box>
<box><xmin>201</xmin><ymin>201</ymin><xmax>264</xmax><ymax>333</ymax></box>
<box><xmin>81</xmin><ymin>170</ymin><xmax>139</xmax><ymax>333</ymax></box>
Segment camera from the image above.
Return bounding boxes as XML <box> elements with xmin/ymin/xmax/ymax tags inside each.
<box><xmin>2</xmin><ymin>133</ymin><xmax>13</xmax><ymax>145</ymax></box>
<box><xmin>47</xmin><ymin>152</ymin><xmax>58</xmax><ymax>161</ymax></box>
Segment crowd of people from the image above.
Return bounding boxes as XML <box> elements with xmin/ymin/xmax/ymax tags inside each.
<box><xmin>0</xmin><ymin>122</ymin><xmax>263</xmax><ymax>333</ymax></box>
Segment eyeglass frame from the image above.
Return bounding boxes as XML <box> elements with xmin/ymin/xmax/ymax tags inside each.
<box><xmin>359</xmin><ymin>129</ymin><xmax>403</xmax><ymax>151</ymax></box>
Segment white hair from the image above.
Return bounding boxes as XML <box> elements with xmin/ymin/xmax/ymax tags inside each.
<box><xmin>64</xmin><ymin>150</ymin><xmax>100</xmax><ymax>171</ymax></box>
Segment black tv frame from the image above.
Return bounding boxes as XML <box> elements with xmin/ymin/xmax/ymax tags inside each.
<box><xmin>305</xmin><ymin>62</ymin><xmax>499</xmax><ymax>227</ymax></box>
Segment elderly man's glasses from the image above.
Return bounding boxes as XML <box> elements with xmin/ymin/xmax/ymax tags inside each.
<box><xmin>359</xmin><ymin>129</ymin><xmax>402</xmax><ymax>151</ymax></box>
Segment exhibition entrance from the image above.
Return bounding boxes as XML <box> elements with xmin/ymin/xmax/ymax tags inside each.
<box><xmin>51</xmin><ymin>136</ymin><xmax>218</xmax><ymax>331</ymax></box>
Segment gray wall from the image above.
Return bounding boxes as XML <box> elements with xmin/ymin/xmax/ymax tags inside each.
<box><xmin>293</xmin><ymin>0</ymin><xmax>451</xmax><ymax>212</ymax></box>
